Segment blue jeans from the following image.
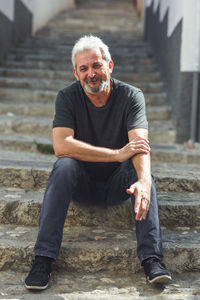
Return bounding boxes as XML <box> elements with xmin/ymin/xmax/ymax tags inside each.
<box><xmin>34</xmin><ymin>157</ymin><xmax>163</xmax><ymax>264</ymax></box>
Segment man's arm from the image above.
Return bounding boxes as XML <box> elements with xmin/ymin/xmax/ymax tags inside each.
<box><xmin>126</xmin><ymin>128</ymin><xmax>152</xmax><ymax>221</ymax></box>
<box><xmin>52</xmin><ymin>127</ymin><xmax>150</xmax><ymax>163</ymax></box>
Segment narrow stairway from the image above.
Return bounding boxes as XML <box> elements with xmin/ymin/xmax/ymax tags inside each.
<box><xmin>0</xmin><ymin>0</ymin><xmax>200</xmax><ymax>298</ymax></box>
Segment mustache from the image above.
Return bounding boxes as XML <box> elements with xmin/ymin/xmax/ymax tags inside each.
<box><xmin>85</xmin><ymin>76</ymin><xmax>101</xmax><ymax>83</ymax></box>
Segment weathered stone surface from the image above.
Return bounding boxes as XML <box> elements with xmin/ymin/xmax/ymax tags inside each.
<box><xmin>4</xmin><ymin>59</ymin><xmax>158</xmax><ymax>72</ymax></box>
<box><xmin>0</xmin><ymin>67</ymin><xmax>162</xmax><ymax>83</ymax></box>
<box><xmin>0</xmin><ymin>114</ymin><xmax>52</xmax><ymax>137</ymax></box>
<box><xmin>0</xmin><ymin>270</ymin><xmax>200</xmax><ymax>299</ymax></box>
<box><xmin>0</xmin><ymin>188</ymin><xmax>135</xmax><ymax>229</ymax></box>
<box><xmin>151</xmin><ymin>143</ymin><xmax>200</xmax><ymax>164</ymax></box>
<box><xmin>0</xmin><ymin>188</ymin><xmax>200</xmax><ymax>228</ymax></box>
<box><xmin>0</xmin><ymin>114</ymin><xmax>175</xmax><ymax>141</ymax></box>
<box><xmin>0</xmin><ymin>76</ymin><xmax>164</xmax><ymax>94</ymax></box>
<box><xmin>149</xmin><ymin>120</ymin><xmax>176</xmax><ymax>144</ymax></box>
<box><xmin>0</xmin><ymin>87</ymin><xmax>57</xmax><ymax>103</ymax></box>
<box><xmin>0</xmin><ymin>101</ymin><xmax>171</xmax><ymax>121</ymax></box>
<box><xmin>0</xmin><ymin>158</ymin><xmax>200</xmax><ymax>192</ymax></box>
<box><xmin>0</xmin><ymin>133</ymin><xmax>52</xmax><ymax>152</ymax></box>
<box><xmin>0</xmin><ymin>225</ymin><xmax>200</xmax><ymax>273</ymax></box>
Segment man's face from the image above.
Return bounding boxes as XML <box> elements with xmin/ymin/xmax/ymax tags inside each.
<box><xmin>73</xmin><ymin>48</ymin><xmax>113</xmax><ymax>94</ymax></box>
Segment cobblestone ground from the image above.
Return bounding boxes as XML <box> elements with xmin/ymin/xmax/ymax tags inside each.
<box><xmin>0</xmin><ymin>0</ymin><xmax>200</xmax><ymax>299</ymax></box>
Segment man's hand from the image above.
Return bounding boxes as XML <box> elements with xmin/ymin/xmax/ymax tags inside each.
<box><xmin>126</xmin><ymin>179</ymin><xmax>151</xmax><ymax>221</ymax></box>
<box><xmin>116</xmin><ymin>137</ymin><xmax>150</xmax><ymax>162</ymax></box>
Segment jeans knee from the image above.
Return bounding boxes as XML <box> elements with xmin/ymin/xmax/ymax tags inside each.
<box><xmin>53</xmin><ymin>157</ymin><xmax>81</xmax><ymax>178</ymax></box>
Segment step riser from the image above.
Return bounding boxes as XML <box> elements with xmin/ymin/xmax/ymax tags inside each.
<box><xmin>149</xmin><ymin>131</ymin><xmax>176</xmax><ymax>144</ymax></box>
<box><xmin>0</xmin><ymin>88</ymin><xmax>57</xmax><ymax>103</ymax></box>
<box><xmin>0</xmin><ymin>241</ymin><xmax>199</xmax><ymax>273</ymax></box>
<box><xmin>0</xmin><ymin>88</ymin><xmax>166</xmax><ymax>106</ymax></box>
<box><xmin>11</xmin><ymin>48</ymin><xmax>151</xmax><ymax>57</ymax></box>
<box><xmin>0</xmin><ymin>197</ymin><xmax>199</xmax><ymax>228</ymax></box>
<box><xmin>0</xmin><ymin>79</ymin><xmax>163</xmax><ymax>93</ymax></box>
<box><xmin>151</xmin><ymin>151</ymin><xmax>200</xmax><ymax>164</ymax></box>
<box><xmin>0</xmin><ymin>121</ymin><xmax>51</xmax><ymax>137</ymax></box>
<box><xmin>1</xmin><ymin>167</ymin><xmax>199</xmax><ymax>192</ymax></box>
<box><xmin>0</xmin><ymin>69</ymin><xmax>161</xmax><ymax>83</ymax></box>
<box><xmin>4</xmin><ymin>61</ymin><xmax>158</xmax><ymax>72</ymax></box>
<box><xmin>0</xmin><ymin>103</ymin><xmax>54</xmax><ymax>118</ymax></box>
<box><xmin>8</xmin><ymin>53</ymin><xmax>152</xmax><ymax>62</ymax></box>
<box><xmin>0</xmin><ymin>103</ymin><xmax>170</xmax><ymax>120</ymax></box>
<box><xmin>0</xmin><ymin>122</ymin><xmax>175</xmax><ymax>142</ymax></box>
<box><xmin>0</xmin><ymin>199</ymin><xmax>134</xmax><ymax>229</ymax></box>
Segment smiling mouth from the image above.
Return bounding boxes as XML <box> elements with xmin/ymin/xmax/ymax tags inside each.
<box><xmin>85</xmin><ymin>76</ymin><xmax>101</xmax><ymax>84</ymax></box>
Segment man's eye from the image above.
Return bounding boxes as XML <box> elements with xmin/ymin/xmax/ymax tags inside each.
<box><xmin>80</xmin><ymin>67</ymin><xmax>87</xmax><ymax>72</ymax></box>
<box><xmin>93</xmin><ymin>64</ymin><xmax>101</xmax><ymax>69</ymax></box>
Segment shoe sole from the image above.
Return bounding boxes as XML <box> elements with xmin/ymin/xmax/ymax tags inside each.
<box><xmin>148</xmin><ymin>275</ymin><xmax>172</xmax><ymax>284</ymax></box>
<box><xmin>24</xmin><ymin>283</ymin><xmax>49</xmax><ymax>290</ymax></box>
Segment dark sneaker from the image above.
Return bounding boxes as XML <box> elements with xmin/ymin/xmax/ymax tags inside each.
<box><xmin>143</xmin><ymin>258</ymin><xmax>172</xmax><ymax>284</ymax></box>
<box><xmin>25</xmin><ymin>256</ymin><xmax>52</xmax><ymax>290</ymax></box>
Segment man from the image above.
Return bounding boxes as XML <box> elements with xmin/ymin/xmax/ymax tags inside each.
<box><xmin>25</xmin><ymin>35</ymin><xmax>171</xmax><ymax>290</ymax></box>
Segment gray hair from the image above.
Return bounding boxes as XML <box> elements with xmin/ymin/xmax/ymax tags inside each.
<box><xmin>71</xmin><ymin>35</ymin><xmax>112</xmax><ymax>68</ymax></box>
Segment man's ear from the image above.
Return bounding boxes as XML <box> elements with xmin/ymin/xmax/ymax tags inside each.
<box><xmin>108</xmin><ymin>60</ymin><xmax>114</xmax><ymax>74</ymax></box>
<box><xmin>73</xmin><ymin>68</ymin><xmax>79</xmax><ymax>81</ymax></box>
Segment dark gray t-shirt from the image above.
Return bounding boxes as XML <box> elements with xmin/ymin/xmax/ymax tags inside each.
<box><xmin>53</xmin><ymin>78</ymin><xmax>148</xmax><ymax>180</ymax></box>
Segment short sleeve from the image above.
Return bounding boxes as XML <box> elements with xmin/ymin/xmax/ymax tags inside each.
<box><xmin>127</xmin><ymin>90</ymin><xmax>148</xmax><ymax>131</ymax></box>
<box><xmin>53</xmin><ymin>90</ymin><xmax>74</xmax><ymax>129</ymax></box>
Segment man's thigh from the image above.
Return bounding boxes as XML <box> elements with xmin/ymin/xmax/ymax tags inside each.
<box><xmin>106</xmin><ymin>159</ymin><xmax>137</xmax><ymax>205</ymax></box>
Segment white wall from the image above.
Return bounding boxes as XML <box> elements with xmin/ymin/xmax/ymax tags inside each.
<box><xmin>21</xmin><ymin>0</ymin><xmax>34</xmax><ymax>13</ymax></box>
<box><xmin>181</xmin><ymin>0</ymin><xmax>200</xmax><ymax>72</ymax></box>
<box><xmin>0</xmin><ymin>0</ymin><xmax>75</xmax><ymax>32</ymax></box>
<box><xmin>145</xmin><ymin>0</ymin><xmax>183</xmax><ymax>37</ymax></box>
<box><xmin>145</xmin><ymin>0</ymin><xmax>200</xmax><ymax>72</ymax></box>
<box><xmin>32</xmin><ymin>0</ymin><xmax>75</xmax><ymax>33</ymax></box>
<box><xmin>0</xmin><ymin>0</ymin><xmax>14</xmax><ymax>21</ymax></box>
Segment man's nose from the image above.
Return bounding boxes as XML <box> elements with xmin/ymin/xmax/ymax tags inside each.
<box><xmin>88</xmin><ymin>68</ymin><xmax>96</xmax><ymax>78</ymax></box>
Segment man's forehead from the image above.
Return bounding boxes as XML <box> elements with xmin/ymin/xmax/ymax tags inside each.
<box><xmin>75</xmin><ymin>49</ymin><xmax>104</xmax><ymax>65</ymax></box>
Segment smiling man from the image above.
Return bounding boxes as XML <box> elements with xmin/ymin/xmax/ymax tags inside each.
<box><xmin>25</xmin><ymin>35</ymin><xmax>171</xmax><ymax>290</ymax></box>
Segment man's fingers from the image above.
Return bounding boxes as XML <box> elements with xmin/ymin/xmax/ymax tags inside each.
<box><xmin>126</xmin><ymin>185</ymin><xmax>135</xmax><ymax>194</ymax></box>
<box><xmin>134</xmin><ymin>192</ymin><xmax>141</xmax><ymax>215</ymax></box>
<box><xmin>136</xmin><ymin>197</ymin><xmax>150</xmax><ymax>221</ymax></box>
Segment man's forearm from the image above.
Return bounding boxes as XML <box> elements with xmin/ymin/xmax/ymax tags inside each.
<box><xmin>131</xmin><ymin>152</ymin><xmax>152</xmax><ymax>185</ymax></box>
<box><xmin>55</xmin><ymin>136</ymin><xmax>118</xmax><ymax>162</ymax></box>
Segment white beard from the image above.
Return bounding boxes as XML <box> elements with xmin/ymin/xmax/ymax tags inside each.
<box><xmin>83</xmin><ymin>79</ymin><xmax>109</xmax><ymax>94</ymax></box>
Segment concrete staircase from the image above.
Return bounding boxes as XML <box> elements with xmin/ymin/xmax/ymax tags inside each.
<box><xmin>0</xmin><ymin>0</ymin><xmax>200</xmax><ymax>298</ymax></box>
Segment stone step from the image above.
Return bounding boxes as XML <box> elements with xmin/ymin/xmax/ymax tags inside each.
<box><xmin>0</xmin><ymin>270</ymin><xmax>199</xmax><ymax>299</ymax></box>
<box><xmin>0</xmin><ymin>224</ymin><xmax>199</xmax><ymax>273</ymax></box>
<box><xmin>21</xmin><ymin>37</ymin><xmax>146</xmax><ymax>48</ymax></box>
<box><xmin>0</xmin><ymin>133</ymin><xmax>52</xmax><ymax>153</ymax></box>
<box><xmin>10</xmin><ymin>44</ymin><xmax>151</xmax><ymax>57</ymax></box>
<box><xmin>0</xmin><ymin>87</ymin><xmax>166</xmax><ymax>106</ymax></box>
<box><xmin>151</xmin><ymin>143</ymin><xmax>200</xmax><ymax>164</ymax></box>
<box><xmin>0</xmin><ymin>187</ymin><xmax>199</xmax><ymax>229</ymax></box>
<box><xmin>0</xmin><ymin>114</ymin><xmax>52</xmax><ymax>137</ymax></box>
<box><xmin>15</xmin><ymin>42</ymin><xmax>151</xmax><ymax>53</ymax></box>
<box><xmin>0</xmin><ymin>101</ymin><xmax>55</xmax><ymax>118</ymax></box>
<box><xmin>0</xmin><ymin>67</ymin><xmax>161</xmax><ymax>83</ymax></box>
<box><xmin>0</xmin><ymin>154</ymin><xmax>199</xmax><ymax>192</ymax></box>
<box><xmin>0</xmin><ymin>114</ymin><xmax>175</xmax><ymax>142</ymax></box>
<box><xmin>148</xmin><ymin>120</ymin><xmax>176</xmax><ymax>144</ymax></box>
<box><xmin>8</xmin><ymin>52</ymin><xmax>152</xmax><ymax>63</ymax></box>
<box><xmin>0</xmin><ymin>100</ymin><xmax>171</xmax><ymax>120</ymax></box>
<box><xmin>0</xmin><ymin>88</ymin><xmax>57</xmax><ymax>103</ymax></box>
<box><xmin>0</xmin><ymin>77</ymin><xmax>164</xmax><ymax>93</ymax></box>
<box><xmin>4</xmin><ymin>60</ymin><xmax>158</xmax><ymax>72</ymax></box>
